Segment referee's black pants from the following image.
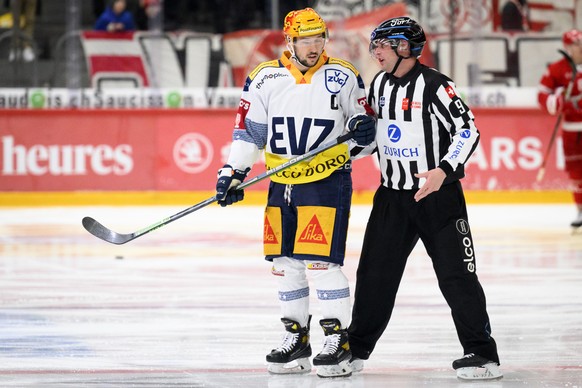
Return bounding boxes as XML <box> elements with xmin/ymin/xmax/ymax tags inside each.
<box><xmin>348</xmin><ymin>181</ymin><xmax>500</xmax><ymax>364</ymax></box>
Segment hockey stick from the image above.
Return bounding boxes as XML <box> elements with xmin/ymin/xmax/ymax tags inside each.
<box><xmin>82</xmin><ymin>132</ymin><xmax>355</xmax><ymax>245</ymax></box>
<box><xmin>537</xmin><ymin>49</ymin><xmax>578</xmax><ymax>182</ymax></box>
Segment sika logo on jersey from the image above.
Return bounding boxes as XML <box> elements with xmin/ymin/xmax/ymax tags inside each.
<box><xmin>264</xmin><ymin>217</ymin><xmax>279</xmax><ymax>244</ymax></box>
<box><xmin>298</xmin><ymin>215</ymin><xmax>328</xmax><ymax>244</ymax></box>
<box><xmin>325</xmin><ymin>69</ymin><xmax>348</xmax><ymax>93</ymax></box>
<box><xmin>264</xmin><ymin>207</ymin><xmax>283</xmax><ymax>256</ymax></box>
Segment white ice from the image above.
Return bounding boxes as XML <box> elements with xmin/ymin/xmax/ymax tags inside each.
<box><xmin>0</xmin><ymin>203</ymin><xmax>581</xmax><ymax>387</ymax></box>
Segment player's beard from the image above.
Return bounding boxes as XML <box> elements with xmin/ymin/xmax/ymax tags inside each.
<box><xmin>296</xmin><ymin>50</ymin><xmax>320</xmax><ymax>68</ymax></box>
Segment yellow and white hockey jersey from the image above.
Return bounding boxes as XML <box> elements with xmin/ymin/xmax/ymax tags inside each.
<box><xmin>227</xmin><ymin>50</ymin><xmax>373</xmax><ymax>184</ymax></box>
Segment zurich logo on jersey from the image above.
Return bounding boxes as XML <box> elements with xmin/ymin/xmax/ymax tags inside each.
<box><xmin>325</xmin><ymin>69</ymin><xmax>349</xmax><ymax>94</ymax></box>
<box><xmin>387</xmin><ymin>124</ymin><xmax>401</xmax><ymax>143</ymax></box>
<box><xmin>460</xmin><ymin>129</ymin><xmax>471</xmax><ymax>138</ymax></box>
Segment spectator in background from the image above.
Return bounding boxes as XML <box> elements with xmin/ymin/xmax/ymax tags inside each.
<box><xmin>2</xmin><ymin>0</ymin><xmax>39</xmax><ymax>62</ymax></box>
<box><xmin>537</xmin><ymin>29</ymin><xmax>582</xmax><ymax>229</ymax></box>
<box><xmin>500</xmin><ymin>0</ymin><xmax>529</xmax><ymax>31</ymax></box>
<box><xmin>135</xmin><ymin>0</ymin><xmax>185</xmax><ymax>31</ymax></box>
<box><xmin>94</xmin><ymin>0</ymin><xmax>135</xmax><ymax>32</ymax></box>
<box><xmin>135</xmin><ymin>0</ymin><xmax>161</xmax><ymax>31</ymax></box>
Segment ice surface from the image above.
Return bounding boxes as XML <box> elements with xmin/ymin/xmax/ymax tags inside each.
<box><xmin>0</xmin><ymin>204</ymin><xmax>581</xmax><ymax>387</ymax></box>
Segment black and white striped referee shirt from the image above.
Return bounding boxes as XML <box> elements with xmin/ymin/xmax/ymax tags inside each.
<box><xmin>368</xmin><ymin>61</ymin><xmax>480</xmax><ymax>190</ymax></box>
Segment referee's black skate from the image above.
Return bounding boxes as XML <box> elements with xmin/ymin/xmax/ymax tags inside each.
<box><xmin>266</xmin><ymin>317</ymin><xmax>312</xmax><ymax>374</ymax></box>
<box><xmin>453</xmin><ymin>353</ymin><xmax>502</xmax><ymax>380</ymax></box>
<box><xmin>313</xmin><ymin>318</ymin><xmax>352</xmax><ymax>378</ymax></box>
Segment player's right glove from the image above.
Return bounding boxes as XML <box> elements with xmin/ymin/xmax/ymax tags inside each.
<box><xmin>348</xmin><ymin>114</ymin><xmax>376</xmax><ymax>146</ymax></box>
<box><xmin>215</xmin><ymin>165</ymin><xmax>250</xmax><ymax>207</ymax></box>
<box><xmin>547</xmin><ymin>89</ymin><xmax>582</xmax><ymax>115</ymax></box>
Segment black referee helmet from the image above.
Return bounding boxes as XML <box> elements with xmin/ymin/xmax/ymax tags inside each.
<box><xmin>370</xmin><ymin>17</ymin><xmax>426</xmax><ymax>58</ymax></box>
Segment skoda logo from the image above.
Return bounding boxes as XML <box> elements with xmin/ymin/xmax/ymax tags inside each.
<box><xmin>173</xmin><ymin>133</ymin><xmax>213</xmax><ymax>174</ymax></box>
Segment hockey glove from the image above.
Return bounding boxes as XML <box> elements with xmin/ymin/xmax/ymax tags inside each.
<box><xmin>548</xmin><ymin>90</ymin><xmax>582</xmax><ymax>115</ymax></box>
<box><xmin>348</xmin><ymin>114</ymin><xmax>376</xmax><ymax>146</ymax></box>
<box><xmin>565</xmin><ymin>95</ymin><xmax>582</xmax><ymax>113</ymax></box>
<box><xmin>216</xmin><ymin>165</ymin><xmax>250</xmax><ymax>207</ymax></box>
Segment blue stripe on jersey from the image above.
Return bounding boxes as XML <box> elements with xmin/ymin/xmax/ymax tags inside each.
<box><xmin>232</xmin><ymin>119</ymin><xmax>268</xmax><ymax>148</ymax></box>
<box><xmin>278</xmin><ymin>287</ymin><xmax>310</xmax><ymax>301</ymax></box>
<box><xmin>316</xmin><ymin>287</ymin><xmax>350</xmax><ymax>300</ymax></box>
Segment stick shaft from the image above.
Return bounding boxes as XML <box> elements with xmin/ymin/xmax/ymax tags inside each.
<box><xmin>83</xmin><ymin>132</ymin><xmax>354</xmax><ymax>244</ymax></box>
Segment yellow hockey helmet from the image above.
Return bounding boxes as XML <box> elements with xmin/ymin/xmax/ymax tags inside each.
<box><xmin>283</xmin><ymin>8</ymin><xmax>327</xmax><ymax>39</ymax></box>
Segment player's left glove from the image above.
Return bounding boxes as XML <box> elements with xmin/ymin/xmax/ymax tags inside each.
<box><xmin>215</xmin><ymin>165</ymin><xmax>250</xmax><ymax>207</ymax></box>
<box><xmin>348</xmin><ymin>114</ymin><xmax>376</xmax><ymax>146</ymax></box>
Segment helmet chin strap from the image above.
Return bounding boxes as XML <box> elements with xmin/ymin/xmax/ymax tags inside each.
<box><xmin>389</xmin><ymin>56</ymin><xmax>403</xmax><ymax>75</ymax></box>
<box><xmin>287</xmin><ymin>42</ymin><xmax>311</xmax><ymax>68</ymax></box>
<box><xmin>389</xmin><ymin>47</ymin><xmax>412</xmax><ymax>75</ymax></box>
<box><xmin>286</xmin><ymin>38</ymin><xmax>322</xmax><ymax>69</ymax></box>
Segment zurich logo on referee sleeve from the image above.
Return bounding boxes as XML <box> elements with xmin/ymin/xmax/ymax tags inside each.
<box><xmin>460</xmin><ymin>130</ymin><xmax>471</xmax><ymax>138</ymax></box>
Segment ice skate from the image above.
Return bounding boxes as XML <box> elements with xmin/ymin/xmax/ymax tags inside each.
<box><xmin>348</xmin><ymin>357</ymin><xmax>364</xmax><ymax>373</ymax></box>
<box><xmin>313</xmin><ymin>319</ymin><xmax>352</xmax><ymax>378</ymax></box>
<box><xmin>453</xmin><ymin>353</ymin><xmax>503</xmax><ymax>380</ymax></box>
<box><xmin>266</xmin><ymin>317</ymin><xmax>312</xmax><ymax>374</ymax></box>
<box><xmin>570</xmin><ymin>211</ymin><xmax>582</xmax><ymax>230</ymax></box>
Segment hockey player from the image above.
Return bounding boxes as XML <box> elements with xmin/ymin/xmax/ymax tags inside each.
<box><xmin>347</xmin><ymin>17</ymin><xmax>502</xmax><ymax>380</ymax></box>
<box><xmin>538</xmin><ymin>29</ymin><xmax>582</xmax><ymax>229</ymax></box>
<box><xmin>214</xmin><ymin>7</ymin><xmax>375</xmax><ymax>378</ymax></box>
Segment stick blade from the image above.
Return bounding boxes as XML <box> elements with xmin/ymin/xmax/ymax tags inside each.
<box><xmin>82</xmin><ymin>217</ymin><xmax>134</xmax><ymax>245</ymax></box>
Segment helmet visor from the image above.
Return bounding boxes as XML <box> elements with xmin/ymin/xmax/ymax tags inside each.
<box><xmin>369</xmin><ymin>38</ymin><xmax>400</xmax><ymax>54</ymax></box>
<box><xmin>293</xmin><ymin>36</ymin><xmax>326</xmax><ymax>48</ymax></box>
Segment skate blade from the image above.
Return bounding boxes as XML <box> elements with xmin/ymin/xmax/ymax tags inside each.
<box><xmin>268</xmin><ymin>358</ymin><xmax>311</xmax><ymax>375</ymax></box>
<box><xmin>456</xmin><ymin>363</ymin><xmax>503</xmax><ymax>380</ymax></box>
<box><xmin>348</xmin><ymin>358</ymin><xmax>364</xmax><ymax>373</ymax></box>
<box><xmin>316</xmin><ymin>360</ymin><xmax>352</xmax><ymax>378</ymax></box>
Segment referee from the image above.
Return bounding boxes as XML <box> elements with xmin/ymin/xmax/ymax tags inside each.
<box><xmin>347</xmin><ymin>17</ymin><xmax>502</xmax><ymax>380</ymax></box>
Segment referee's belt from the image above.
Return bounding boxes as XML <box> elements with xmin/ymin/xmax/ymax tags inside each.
<box><xmin>265</xmin><ymin>143</ymin><xmax>350</xmax><ymax>184</ymax></box>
